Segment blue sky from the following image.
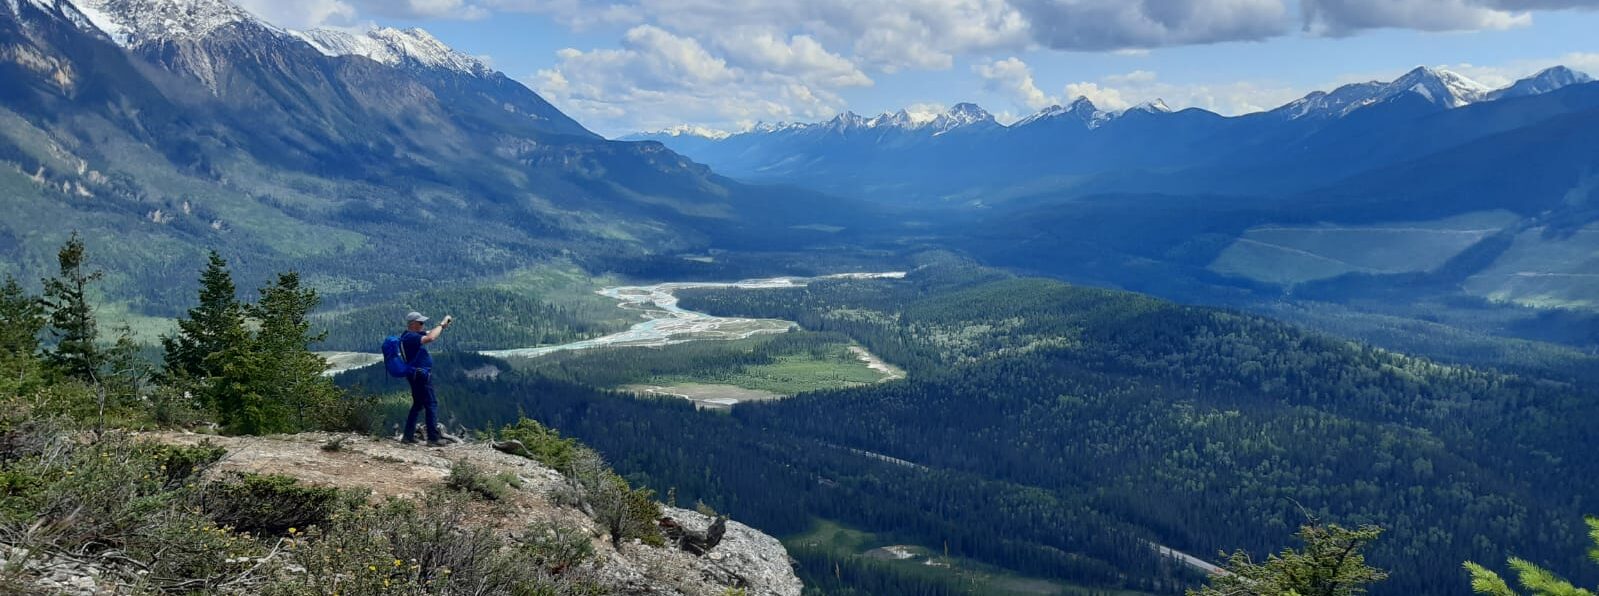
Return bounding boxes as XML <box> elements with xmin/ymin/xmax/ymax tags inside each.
<box><xmin>235</xmin><ymin>0</ymin><xmax>1599</xmax><ymax>137</ymax></box>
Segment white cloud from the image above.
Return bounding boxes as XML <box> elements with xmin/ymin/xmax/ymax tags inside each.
<box><xmin>234</xmin><ymin>0</ymin><xmax>358</xmax><ymax>28</ymax></box>
<box><xmin>708</xmin><ymin>29</ymin><xmax>873</xmax><ymax>88</ymax></box>
<box><xmin>1301</xmin><ymin>0</ymin><xmax>1599</xmax><ymax>36</ymax></box>
<box><xmin>974</xmin><ymin>57</ymin><xmax>1056</xmax><ymax>110</ymax></box>
<box><xmin>1440</xmin><ymin>52</ymin><xmax>1599</xmax><ymax>88</ymax></box>
<box><xmin>1063</xmin><ymin>82</ymin><xmax>1131</xmax><ymax>111</ymax></box>
<box><xmin>1062</xmin><ymin>70</ymin><xmax>1306</xmax><ymax>115</ymax></box>
<box><xmin>531</xmin><ymin>25</ymin><xmax>857</xmax><ymax>135</ymax></box>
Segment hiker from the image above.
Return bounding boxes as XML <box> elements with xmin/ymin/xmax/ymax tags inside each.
<box><xmin>400</xmin><ymin>311</ymin><xmax>453</xmax><ymax>446</ymax></box>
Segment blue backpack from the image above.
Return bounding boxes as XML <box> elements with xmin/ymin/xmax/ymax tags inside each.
<box><xmin>382</xmin><ymin>335</ymin><xmax>415</xmax><ymax>378</ymax></box>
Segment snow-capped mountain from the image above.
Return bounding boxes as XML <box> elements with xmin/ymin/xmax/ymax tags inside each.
<box><xmin>1386</xmin><ymin>66</ymin><xmax>1492</xmax><ymax>108</ymax></box>
<box><xmin>634</xmin><ymin>124</ymin><xmax>733</xmax><ymax>140</ymax></box>
<box><xmin>1126</xmin><ymin>99</ymin><xmax>1172</xmax><ymax>114</ymax></box>
<box><xmin>71</xmin><ymin>0</ymin><xmax>272</xmax><ymax>47</ymax></box>
<box><xmin>1489</xmin><ymin>65</ymin><xmax>1593</xmax><ymax>100</ymax></box>
<box><xmin>293</xmin><ymin>27</ymin><xmax>493</xmax><ymax>77</ymax></box>
<box><xmin>1014</xmin><ymin>97</ymin><xmax>1113</xmax><ymax>129</ymax></box>
<box><xmin>925</xmin><ymin>102</ymin><xmax>998</xmax><ymax>134</ymax></box>
<box><xmin>1275</xmin><ymin>66</ymin><xmax>1491</xmax><ymax>120</ymax></box>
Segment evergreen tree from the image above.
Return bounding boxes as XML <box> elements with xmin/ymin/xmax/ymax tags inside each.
<box><xmin>249</xmin><ymin>271</ymin><xmax>336</xmax><ymax>431</ymax></box>
<box><xmin>0</xmin><ymin>274</ymin><xmax>47</xmax><ymax>386</ymax></box>
<box><xmin>103</xmin><ymin>324</ymin><xmax>151</xmax><ymax>410</ymax></box>
<box><xmin>0</xmin><ymin>274</ymin><xmax>45</xmax><ymax>358</ymax></box>
<box><xmin>1191</xmin><ymin>521</ymin><xmax>1387</xmax><ymax>596</ymax></box>
<box><xmin>1465</xmin><ymin>516</ymin><xmax>1599</xmax><ymax>596</ymax></box>
<box><xmin>206</xmin><ymin>271</ymin><xmax>336</xmax><ymax>435</ymax></box>
<box><xmin>41</xmin><ymin>232</ymin><xmax>103</xmax><ymax>382</ymax></box>
<box><xmin>204</xmin><ymin>337</ymin><xmax>276</xmax><ymax>435</ymax></box>
<box><xmin>161</xmin><ymin>251</ymin><xmax>246</xmax><ymax>384</ymax></box>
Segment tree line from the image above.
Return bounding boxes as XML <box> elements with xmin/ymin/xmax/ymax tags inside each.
<box><xmin>2</xmin><ymin>233</ymin><xmax>351</xmax><ymax>435</ymax></box>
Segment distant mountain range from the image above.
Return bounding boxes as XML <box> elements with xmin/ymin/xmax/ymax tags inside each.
<box><xmin>634</xmin><ymin>65</ymin><xmax>1599</xmax><ymax>320</ymax></box>
<box><xmin>0</xmin><ymin>0</ymin><xmax>863</xmax><ymax>314</ymax></box>
<box><xmin>630</xmin><ymin>65</ymin><xmax>1592</xmax><ymax>202</ymax></box>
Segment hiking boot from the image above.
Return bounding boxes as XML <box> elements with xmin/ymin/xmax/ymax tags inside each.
<box><xmin>400</xmin><ymin>437</ymin><xmax>420</xmax><ymax>445</ymax></box>
<box><xmin>427</xmin><ymin>440</ymin><xmax>449</xmax><ymax>448</ymax></box>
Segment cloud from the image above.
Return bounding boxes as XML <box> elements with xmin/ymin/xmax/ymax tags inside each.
<box><xmin>1063</xmin><ymin>82</ymin><xmax>1131</xmax><ymax>110</ymax></box>
<box><xmin>236</xmin><ymin>0</ymin><xmax>491</xmax><ymax>27</ymax></box>
<box><xmin>234</xmin><ymin>0</ymin><xmax>358</xmax><ymax>28</ymax></box>
<box><xmin>1439</xmin><ymin>52</ymin><xmax>1599</xmax><ymax>88</ymax></box>
<box><xmin>1301</xmin><ymin>0</ymin><xmax>1599</xmax><ymax>36</ymax></box>
<box><xmin>1010</xmin><ymin>0</ymin><xmax>1290</xmax><ymax>50</ymax></box>
<box><xmin>974</xmin><ymin>57</ymin><xmax>1056</xmax><ymax>110</ymax></box>
<box><xmin>1061</xmin><ymin>70</ymin><xmax>1306</xmax><ymax>115</ymax></box>
<box><xmin>708</xmin><ymin>29</ymin><xmax>873</xmax><ymax>88</ymax></box>
<box><xmin>531</xmin><ymin>25</ymin><xmax>860</xmax><ymax>135</ymax></box>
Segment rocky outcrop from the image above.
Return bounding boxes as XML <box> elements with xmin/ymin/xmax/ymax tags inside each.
<box><xmin>136</xmin><ymin>431</ymin><xmax>803</xmax><ymax>596</ymax></box>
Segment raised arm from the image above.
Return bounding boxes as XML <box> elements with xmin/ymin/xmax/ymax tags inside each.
<box><xmin>421</xmin><ymin>315</ymin><xmax>453</xmax><ymax>344</ymax></box>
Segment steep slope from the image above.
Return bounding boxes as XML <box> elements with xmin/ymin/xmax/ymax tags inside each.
<box><xmin>0</xmin><ymin>0</ymin><xmax>868</xmax><ymax>315</ymax></box>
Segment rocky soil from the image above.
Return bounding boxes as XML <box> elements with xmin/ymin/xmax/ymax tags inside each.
<box><xmin>9</xmin><ymin>431</ymin><xmax>801</xmax><ymax>596</ymax></box>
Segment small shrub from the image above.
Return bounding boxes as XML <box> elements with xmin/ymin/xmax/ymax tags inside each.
<box><xmin>499</xmin><ymin>471</ymin><xmax>525</xmax><ymax>490</ymax></box>
<box><xmin>155</xmin><ymin>441</ymin><xmax>227</xmax><ymax>486</ymax></box>
<box><xmin>498</xmin><ymin>418</ymin><xmax>580</xmax><ymax>473</ymax></box>
<box><xmin>446</xmin><ymin>460</ymin><xmax>511</xmax><ymax>501</ymax></box>
<box><xmin>314</xmin><ymin>392</ymin><xmax>384</xmax><ymax>435</ymax></box>
<box><xmin>520</xmin><ymin>521</ymin><xmax>595</xmax><ymax>575</ymax></box>
<box><xmin>568</xmin><ymin>450</ymin><xmax>662</xmax><ymax>547</ymax></box>
<box><xmin>262</xmin><ymin>492</ymin><xmax>604</xmax><ymax>596</ymax></box>
<box><xmin>126</xmin><ymin>510</ymin><xmax>266</xmax><ymax>591</ymax></box>
<box><xmin>320</xmin><ymin>436</ymin><xmax>347</xmax><ymax>452</ymax></box>
<box><xmin>200</xmin><ymin>473</ymin><xmax>359</xmax><ymax>535</ymax></box>
<box><xmin>695</xmin><ymin>500</ymin><xmax>719</xmax><ymax>517</ymax></box>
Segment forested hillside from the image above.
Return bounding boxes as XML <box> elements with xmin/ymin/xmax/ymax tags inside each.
<box><xmin>338</xmin><ymin>261</ymin><xmax>1599</xmax><ymax>595</ymax></box>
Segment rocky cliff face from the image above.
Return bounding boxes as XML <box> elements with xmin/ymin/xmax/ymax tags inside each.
<box><xmin>20</xmin><ymin>431</ymin><xmax>801</xmax><ymax>596</ymax></box>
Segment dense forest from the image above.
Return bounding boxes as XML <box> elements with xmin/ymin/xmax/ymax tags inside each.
<box><xmin>338</xmin><ymin>261</ymin><xmax>1599</xmax><ymax>595</ymax></box>
<box><xmin>313</xmin><ymin>286</ymin><xmax>624</xmax><ymax>352</ymax></box>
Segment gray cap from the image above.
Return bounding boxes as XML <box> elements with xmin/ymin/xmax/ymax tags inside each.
<box><xmin>405</xmin><ymin>311</ymin><xmax>429</xmax><ymax>324</ymax></box>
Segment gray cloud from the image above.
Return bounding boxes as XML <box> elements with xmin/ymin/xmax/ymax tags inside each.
<box><xmin>1010</xmin><ymin>0</ymin><xmax>1290</xmax><ymax>50</ymax></box>
<box><xmin>1302</xmin><ymin>0</ymin><xmax>1599</xmax><ymax>36</ymax></box>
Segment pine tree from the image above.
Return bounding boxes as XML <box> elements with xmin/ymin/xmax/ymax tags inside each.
<box><xmin>1465</xmin><ymin>516</ymin><xmax>1599</xmax><ymax>596</ymax></box>
<box><xmin>0</xmin><ymin>274</ymin><xmax>47</xmax><ymax>386</ymax></box>
<box><xmin>104</xmin><ymin>324</ymin><xmax>151</xmax><ymax>410</ymax></box>
<box><xmin>206</xmin><ymin>271</ymin><xmax>336</xmax><ymax>435</ymax></box>
<box><xmin>41</xmin><ymin>232</ymin><xmax>103</xmax><ymax>382</ymax></box>
<box><xmin>1190</xmin><ymin>520</ymin><xmax>1387</xmax><ymax>596</ymax></box>
<box><xmin>161</xmin><ymin>251</ymin><xmax>246</xmax><ymax>384</ymax></box>
<box><xmin>249</xmin><ymin>271</ymin><xmax>336</xmax><ymax>431</ymax></box>
<box><xmin>0</xmin><ymin>274</ymin><xmax>45</xmax><ymax>358</ymax></box>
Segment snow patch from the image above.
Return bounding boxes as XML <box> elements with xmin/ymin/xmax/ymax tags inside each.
<box><xmin>293</xmin><ymin>26</ymin><xmax>493</xmax><ymax>77</ymax></box>
<box><xmin>69</xmin><ymin>0</ymin><xmax>276</xmax><ymax>47</ymax></box>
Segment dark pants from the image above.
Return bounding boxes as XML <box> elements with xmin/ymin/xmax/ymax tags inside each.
<box><xmin>404</xmin><ymin>370</ymin><xmax>440</xmax><ymax>442</ymax></box>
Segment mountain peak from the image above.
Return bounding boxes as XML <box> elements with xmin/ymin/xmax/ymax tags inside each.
<box><xmin>72</xmin><ymin>0</ymin><xmax>271</xmax><ymax>47</ymax></box>
<box><xmin>928</xmin><ymin>103</ymin><xmax>996</xmax><ymax>134</ymax></box>
<box><xmin>1390</xmin><ymin>66</ymin><xmax>1490</xmax><ymax>107</ymax></box>
<box><xmin>1489</xmin><ymin>65</ymin><xmax>1593</xmax><ymax>100</ymax></box>
<box><xmin>1015</xmin><ymin>96</ymin><xmax>1110</xmax><ymax>128</ymax></box>
<box><xmin>636</xmin><ymin>124</ymin><xmax>731</xmax><ymax>140</ymax></box>
<box><xmin>294</xmin><ymin>26</ymin><xmax>493</xmax><ymax>77</ymax></box>
<box><xmin>1127</xmin><ymin>99</ymin><xmax>1172</xmax><ymax>114</ymax></box>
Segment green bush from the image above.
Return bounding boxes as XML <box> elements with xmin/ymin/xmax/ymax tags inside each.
<box><xmin>155</xmin><ymin>441</ymin><xmax>228</xmax><ymax>486</ymax></box>
<box><xmin>498</xmin><ymin>418</ymin><xmax>581</xmax><ymax>474</ymax></box>
<box><xmin>446</xmin><ymin>460</ymin><xmax>513</xmax><ymax>501</ymax></box>
<box><xmin>200</xmin><ymin>473</ymin><xmax>361</xmax><ymax>536</ymax></box>
<box><xmin>263</xmin><ymin>492</ymin><xmax>608</xmax><ymax>596</ymax></box>
<box><xmin>520</xmin><ymin>521</ymin><xmax>596</xmax><ymax>575</ymax></box>
<box><xmin>126</xmin><ymin>510</ymin><xmax>266</xmax><ymax>592</ymax></box>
